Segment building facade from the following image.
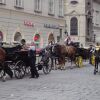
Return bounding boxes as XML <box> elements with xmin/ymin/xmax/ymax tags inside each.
<box><xmin>64</xmin><ymin>0</ymin><xmax>100</xmax><ymax>46</ymax></box>
<box><xmin>0</xmin><ymin>0</ymin><xmax>65</xmax><ymax>48</ymax></box>
<box><xmin>93</xmin><ymin>0</ymin><xmax>100</xmax><ymax>43</ymax></box>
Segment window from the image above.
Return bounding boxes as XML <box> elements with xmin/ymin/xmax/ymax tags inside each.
<box><xmin>59</xmin><ymin>0</ymin><xmax>64</xmax><ymax>17</ymax></box>
<box><xmin>0</xmin><ymin>0</ymin><xmax>6</xmax><ymax>5</ymax></box>
<box><xmin>95</xmin><ymin>10</ymin><xmax>99</xmax><ymax>25</ymax></box>
<box><xmin>34</xmin><ymin>0</ymin><xmax>42</xmax><ymax>12</ymax></box>
<box><xmin>14</xmin><ymin>0</ymin><xmax>24</xmax><ymax>8</ymax></box>
<box><xmin>14</xmin><ymin>32</ymin><xmax>22</xmax><ymax>41</ymax></box>
<box><xmin>70</xmin><ymin>0</ymin><xmax>78</xmax><ymax>5</ymax></box>
<box><xmin>48</xmin><ymin>0</ymin><xmax>55</xmax><ymax>15</ymax></box>
<box><xmin>70</xmin><ymin>17</ymin><xmax>78</xmax><ymax>35</ymax></box>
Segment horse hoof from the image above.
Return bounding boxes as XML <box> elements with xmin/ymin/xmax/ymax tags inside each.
<box><xmin>2</xmin><ymin>76</ymin><xmax>6</xmax><ymax>82</ymax></box>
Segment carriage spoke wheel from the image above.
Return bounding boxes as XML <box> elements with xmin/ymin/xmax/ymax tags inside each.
<box><xmin>43</xmin><ymin>58</ymin><xmax>52</xmax><ymax>74</ymax></box>
<box><xmin>14</xmin><ymin>60</ymin><xmax>26</xmax><ymax>79</ymax></box>
<box><xmin>91</xmin><ymin>54</ymin><xmax>95</xmax><ymax>66</ymax></box>
<box><xmin>75</xmin><ymin>56</ymin><xmax>83</xmax><ymax>68</ymax></box>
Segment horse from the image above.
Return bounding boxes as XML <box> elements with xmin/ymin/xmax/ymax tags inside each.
<box><xmin>0</xmin><ymin>47</ymin><xmax>13</xmax><ymax>81</ymax></box>
<box><xmin>0</xmin><ymin>44</ymin><xmax>22</xmax><ymax>81</ymax></box>
<box><xmin>52</xmin><ymin>43</ymin><xmax>77</xmax><ymax>69</ymax></box>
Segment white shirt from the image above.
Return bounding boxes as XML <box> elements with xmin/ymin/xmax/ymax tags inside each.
<box><xmin>29</xmin><ymin>45</ymin><xmax>36</xmax><ymax>51</ymax></box>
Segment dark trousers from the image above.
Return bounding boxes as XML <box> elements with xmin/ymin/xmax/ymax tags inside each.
<box><xmin>29</xmin><ymin>57</ymin><xmax>39</xmax><ymax>77</ymax></box>
<box><xmin>95</xmin><ymin>56</ymin><xmax>99</xmax><ymax>71</ymax></box>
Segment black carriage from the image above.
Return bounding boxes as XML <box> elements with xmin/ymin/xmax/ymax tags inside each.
<box><xmin>0</xmin><ymin>43</ymin><xmax>52</xmax><ymax>80</ymax></box>
<box><xmin>75</xmin><ymin>47</ymin><xmax>90</xmax><ymax>68</ymax></box>
<box><xmin>14</xmin><ymin>50</ymin><xmax>52</xmax><ymax>78</ymax></box>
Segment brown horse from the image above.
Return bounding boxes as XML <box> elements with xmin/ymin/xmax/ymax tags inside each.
<box><xmin>0</xmin><ymin>47</ymin><xmax>6</xmax><ymax>63</ymax></box>
<box><xmin>52</xmin><ymin>44</ymin><xmax>76</xmax><ymax>69</ymax></box>
<box><xmin>0</xmin><ymin>47</ymin><xmax>13</xmax><ymax>81</ymax></box>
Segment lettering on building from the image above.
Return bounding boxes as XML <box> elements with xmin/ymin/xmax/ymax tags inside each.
<box><xmin>44</xmin><ymin>24</ymin><xmax>59</xmax><ymax>29</ymax></box>
<box><xmin>24</xmin><ymin>20</ymin><xmax>34</xmax><ymax>27</ymax></box>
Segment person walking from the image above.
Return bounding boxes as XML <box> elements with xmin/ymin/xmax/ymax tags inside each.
<box><xmin>28</xmin><ymin>44</ymin><xmax>39</xmax><ymax>78</ymax></box>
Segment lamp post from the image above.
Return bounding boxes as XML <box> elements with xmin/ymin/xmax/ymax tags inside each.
<box><xmin>64</xmin><ymin>20</ymin><xmax>68</xmax><ymax>36</ymax></box>
<box><xmin>93</xmin><ymin>34</ymin><xmax>96</xmax><ymax>43</ymax></box>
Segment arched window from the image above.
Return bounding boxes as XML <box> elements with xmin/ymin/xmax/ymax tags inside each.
<box><xmin>70</xmin><ymin>17</ymin><xmax>78</xmax><ymax>35</ymax></box>
<box><xmin>14</xmin><ymin>32</ymin><xmax>22</xmax><ymax>42</ymax></box>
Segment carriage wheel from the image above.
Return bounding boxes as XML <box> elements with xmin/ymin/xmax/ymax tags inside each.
<box><xmin>78</xmin><ymin>56</ymin><xmax>83</xmax><ymax>68</ymax></box>
<box><xmin>14</xmin><ymin>60</ymin><xmax>26</xmax><ymax>79</ymax></box>
<box><xmin>75</xmin><ymin>56</ymin><xmax>83</xmax><ymax>68</ymax></box>
<box><xmin>43</xmin><ymin>58</ymin><xmax>52</xmax><ymax>74</ymax></box>
<box><xmin>91</xmin><ymin>55</ymin><xmax>95</xmax><ymax>66</ymax></box>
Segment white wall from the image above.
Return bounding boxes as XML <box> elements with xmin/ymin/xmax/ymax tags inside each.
<box><xmin>64</xmin><ymin>0</ymin><xmax>86</xmax><ymax>46</ymax></box>
<box><xmin>0</xmin><ymin>0</ymin><xmax>65</xmax><ymax>47</ymax></box>
<box><xmin>93</xmin><ymin>2</ymin><xmax>100</xmax><ymax>42</ymax></box>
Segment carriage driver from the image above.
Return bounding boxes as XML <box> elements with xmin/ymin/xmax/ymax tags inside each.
<box><xmin>64</xmin><ymin>36</ymin><xmax>73</xmax><ymax>46</ymax></box>
<box><xmin>28</xmin><ymin>43</ymin><xmax>39</xmax><ymax>78</ymax></box>
<box><xmin>20</xmin><ymin>39</ymin><xmax>28</xmax><ymax>50</ymax></box>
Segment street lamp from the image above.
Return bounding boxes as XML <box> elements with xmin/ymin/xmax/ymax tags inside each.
<box><xmin>93</xmin><ymin>34</ymin><xmax>96</xmax><ymax>43</ymax></box>
<box><xmin>64</xmin><ymin>29</ymin><xmax>68</xmax><ymax>36</ymax></box>
<box><xmin>64</xmin><ymin>20</ymin><xmax>68</xmax><ymax>36</ymax></box>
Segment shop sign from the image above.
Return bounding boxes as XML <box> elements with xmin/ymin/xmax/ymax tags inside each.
<box><xmin>24</xmin><ymin>20</ymin><xmax>34</xmax><ymax>27</ymax></box>
<box><xmin>44</xmin><ymin>24</ymin><xmax>59</xmax><ymax>29</ymax></box>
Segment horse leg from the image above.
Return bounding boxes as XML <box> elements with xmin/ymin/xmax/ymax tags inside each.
<box><xmin>51</xmin><ymin>58</ymin><xmax>54</xmax><ymax>70</ymax></box>
<box><xmin>94</xmin><ymin>58</ymin><xmax>98</xmax><ymax>75</ymax></box>
<box><xmin>1</xmin><ymin>63</ymin><xmax>6</xmax><ymax>82</ymax></box>
<box><xmin>62</xmin><ymin>56</ymin><xmax>66</xmax><ymax>70</ymax></box>
<box><xmin>58</xmin><ymin>58</ymin><xmax>62</xmax><ymax>70</ymax></box>
<box><xmin>54</xmin><ymin>58</ymin><xmax>58</xmax><ymax>70</ymax></box>
<box><xmin>70</xmin><ymin>56</ymin><xmax>75</xmax><ymax>69</ymax></box>
<box><xmin>4</xmin><ymin>62</ymin><xmax>13</xmax><ymax>78</ymax></box>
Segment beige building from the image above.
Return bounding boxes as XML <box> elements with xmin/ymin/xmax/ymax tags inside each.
<box><xmin>0</xmin><ymin>0</ymin><xmax>100</xmax><ymax>47</ymax></box>
<box><xmin>64</xmin><ymin>0</ymin><xmax>100</xmax><ymax>46</ymax></box>
<box><xmin>0</xmin><ymin>0</ymin><xmax>65</xmax><ymax>48</ymax></box>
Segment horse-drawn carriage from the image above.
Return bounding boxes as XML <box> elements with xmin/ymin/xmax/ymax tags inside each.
<box><xmin>48</xmin><ymin>43</ymin><xmax>90</xmax><ymax>69</ymax></box>
<box><xmin>0</xmin><ymin>42</ymin><xmax>52</xmax><ymax>81</ymax></box>
<box><xmin>75</xmin><ymin>46</ymin><xmax>90</xmax><ymax>68</ymax></box>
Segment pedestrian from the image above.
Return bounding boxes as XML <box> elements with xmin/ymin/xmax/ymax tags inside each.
<box><xmin>28</xmin><ymin>44</ymin><xmax>39</xmax><ymax>78</ymax></box>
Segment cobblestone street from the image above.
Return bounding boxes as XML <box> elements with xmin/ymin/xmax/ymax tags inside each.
<box><xmin>0</xmin><ymin>63</ymin><xmax>100</xmax><ymax>100</ymax></box>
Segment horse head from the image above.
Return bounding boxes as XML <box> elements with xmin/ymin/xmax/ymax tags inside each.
<box><xmin>51</xmin><ymin>43</ymin><xmax>60</xmax><ymax>57</ymax></box>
